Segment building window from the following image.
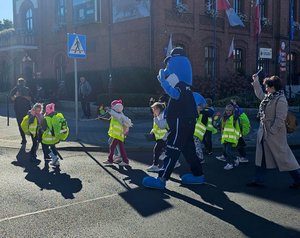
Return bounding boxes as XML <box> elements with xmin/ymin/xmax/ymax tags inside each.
<box><xmin>288</xmin><ymin>52</ymin><xmax>297</xmax><ymax>85</ymax></box>
<box><xmin>56</xmin><ymin>0</ymin><xmax>66</xmax><ymax>24</ymax></box>
<box><xmin>174</xmin><ymin>0</ymin><xmax>188</xmax><ymax>13</ymax></box>
<box><xmin>73</xmin><ymin>0</ymin><xmax>100</xmax><ymax>24</ymax></box>
<box><xmin>260</xmin><ymin>0</ymin><xmax>267</xmax><ymax>19</ymax></box>
<box><xmin>112</xmin><ymin>0</ymin><xmax>150</xmax><ymax>23</ymax></box>
<box><xmin>204</xmin><ymin>46</ymin><xmax>215</xmax><ymax>78</ymax></box>
<box><xmin>233</xmin><ymin>0</ymin><xmax>242</xmax><ymax>14</ymax></box>
<box><xmin>25</xmin><ymin>8</ymin><xmax>33</xmax><ymax>32</ymax></box>
<box><xmin>206</xmin><ymin>0</ymin><xmax>213</xmax><ymax>12</ymax></box>
<box><xmin>233</xmin><ymin>48</ymin><xmax>244</xmax><ymax>75</ymax></box>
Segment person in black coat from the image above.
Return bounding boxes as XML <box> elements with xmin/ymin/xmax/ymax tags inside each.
<box><xmin>9</xmin><ymin>78</ymin><xmax>32</xmax><ymax>144</ymax></box>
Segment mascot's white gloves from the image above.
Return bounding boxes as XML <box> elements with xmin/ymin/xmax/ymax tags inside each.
<box><xmin>157</xmin><ymin>69</ymin><xmax>180</xmax><ymax>100</ymax></box>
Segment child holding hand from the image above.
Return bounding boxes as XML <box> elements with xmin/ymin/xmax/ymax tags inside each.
<box><xmin>103</xmin><ymin>100</ymin><xmax>133</xmax><ymax>166</ymax></box>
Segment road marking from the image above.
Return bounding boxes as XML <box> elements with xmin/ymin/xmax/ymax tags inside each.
<box><xmin>0</xmin><ymin>193</ymin><xmax>118</xmax><ymax>223</ymax></box>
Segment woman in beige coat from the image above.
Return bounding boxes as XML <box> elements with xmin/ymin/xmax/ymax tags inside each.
<box><xmin>247</xmin><ymin>75</ymin><xmax>300</xmax><ymax>188</ymax></box>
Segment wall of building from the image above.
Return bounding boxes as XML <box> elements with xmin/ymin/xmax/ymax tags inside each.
<box><xmin>1</xmin><ymin>0</ymin><xmax>300</xmax><ymax>95</ymax></box>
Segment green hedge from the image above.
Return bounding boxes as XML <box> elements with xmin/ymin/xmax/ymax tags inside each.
<box><xmin>214</xmin><ymin>92</ymin><xmax>260</xmax><ymax>108</ymax></box>
<box><xmin>63</xmin><ymin>67</ymin><xmax>159</xmax><ymax>101</ymax></box>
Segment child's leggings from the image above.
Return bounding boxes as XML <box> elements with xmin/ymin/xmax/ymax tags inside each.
<box><xmin>108</xmin><ymin>138</ymin><xmax>128</xmax><ymax>163</ymax></box>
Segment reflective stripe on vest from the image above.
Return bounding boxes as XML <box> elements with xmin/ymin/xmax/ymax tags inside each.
<box><xmin>42</xmin><ymin>116</ymin><xmax>59</xmax><ymax>145</ymax></box>
<box><xmin>194</xmin><ymin>114</ymin><xmax>206</xmax><ymax>141</ymax></box>
<box><xmin>221</xmin><ymin>116</ymin><xmax>241</xmax><ymax>146</ymax></box>
<box><xmin>108</xmin><ymin>117</ymin><xmax>125</xmax><ymax>142</ymax></box>
<box><xmin>152</xmin><ymin>120</ymin><xmax>167</xmax><ymax>140</ymax></box>
<box><xmin>206</xmin><ymin>117</ymin><xmax>218</xmax><ymax>134</ymax></box>
<box><xmin>28</xmin><ymin>118</ymin><xmax>38</xmax><ymax>137</ymax></box>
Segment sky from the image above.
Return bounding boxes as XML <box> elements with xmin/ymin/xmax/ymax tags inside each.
<box><xmin>0</xmin><ymin>0</ymin><xmax>13</xmax><ymax>22</ymax></box>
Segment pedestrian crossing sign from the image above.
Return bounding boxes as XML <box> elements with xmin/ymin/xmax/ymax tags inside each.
<box><xmin>67</xmin><ymin>33</ymin><xmax>86</xmax><ymax>58</ymax></box>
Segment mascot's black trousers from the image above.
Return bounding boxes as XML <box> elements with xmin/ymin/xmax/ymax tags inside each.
<box><xmin>158</xmin><ymin>118</ymin><xmax>204</xmax><ymax>180</ymax></box>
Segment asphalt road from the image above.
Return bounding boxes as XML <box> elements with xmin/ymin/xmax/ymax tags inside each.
<box><xmin>0</xmin><ymin>146</ymin><xmax>299</xmax><ymax>238</ymax></box>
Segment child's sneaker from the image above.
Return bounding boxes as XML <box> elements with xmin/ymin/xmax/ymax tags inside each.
<box><xmin>159</xmin><ymin>152</ymin><xmax>166</xmax><ymax>160</ymax></box>
<box><xmin>216</xmin><ymin>155</ymin><xmax>226</xmax><ymax>162</ymax></box>
<box><xmin>238</xmin><ymin>156</ymin><xmax>249</xmax><ymax>163</ymax></box>
<box><xmin>113</xmin><ymin>156</ymin><xmax>122</xmax><ymax>163</ymax></box>
<box><xmin>234</xmin><ymin>158</ymin><xmax>240</xmax><ymax>167</ymax></box>
<box><xmin>174</xmin><ymin>160</ymin><xmax>181</xmax><ymax>169</ymax></box>
<box><xmin>119</xmin><ymin>161</ymin><xmax>129</xmax><ymax>166</ymax></box>
<box><xmin>50</xmin><ymin>156</ymin><xmax>60</xmax><ymax>166</ymax></box>
<box><xmin>103</xmin><ymin>160</ymin><xmax>113</xmax><ymax>165</ymax></box>
<box><xmin>224</xmin><ymin>163</ymin><xmax>234</xmax><ymax>170</ymax></box>
<box><xmin>147</xmin><ymin>164</ymin><xmax>160</xmax><ymax>172</ymax></box>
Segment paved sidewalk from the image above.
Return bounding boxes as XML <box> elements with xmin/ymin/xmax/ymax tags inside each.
<box><xmin>0</xmin><ymin>101</ymin><xmax>299</xmax><ymax>152</ymax></box>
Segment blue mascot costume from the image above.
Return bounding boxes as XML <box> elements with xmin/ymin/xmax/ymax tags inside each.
<box><xmin>143</xmin><ymin>47</ymin><xmax>205</xmax><ymax>189</ymax></box>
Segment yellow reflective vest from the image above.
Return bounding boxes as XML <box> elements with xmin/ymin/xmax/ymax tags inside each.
<box><xmin>221</xmin><ymin>115</ymin><xmax>241</xmax><ymax>147</ymax></box>
<box><xmin>21</xmin><ymin>114</ymin><xmax>39</xmax><ymax>138</ymax></box>
<box><xmin>206</xmin><ymin>117</ymin><xmax>218</xmax><ymax>134</ymax></box>
<box><xmin>108</xmin><ymin>117</ymin><xmax>125</xmax><ymax>142</ymax></box>
<box><xmin>42</xmin><ymin>116</ymin><xmax>60</xmax><ymax>145</ymax></box>
<box><xmin>151</xmin><ymin>120</ymin><xmax>168</xmax><ymax>140</ymax></box>
<box><xmin>29</xmin><ymin>118</ymin><xmax>38</xmax><ymax>138</ymax></box>
<box><xmin>194</xmin><ymin>114</ymin><xmax>207</xmax><ymax>141</ymax></box>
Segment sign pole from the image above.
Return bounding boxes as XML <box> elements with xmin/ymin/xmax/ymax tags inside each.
<box><xmin>74</xmin><ymin>58</ymin><xmax>78</xmax><ymax>139</ymax></box>
<box><xmin>67</xmin><ymin>33</ymin><xmax>86</xmax><ymax>140</ymax></box>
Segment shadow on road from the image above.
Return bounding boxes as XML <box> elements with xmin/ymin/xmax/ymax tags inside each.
<box><xmin>81</xmin><ymin>147</ymin><xmax>174</xmax><ymax>217</ymax></box>
<box><xmin>11</xmin><ymin>146</ymin><xmax>82</xmax><ymax>199</ymax></box>
<box><xmin>166</xmin><ymin>185</ymin><xmax>300</xmax><ymax>238</ymax></box>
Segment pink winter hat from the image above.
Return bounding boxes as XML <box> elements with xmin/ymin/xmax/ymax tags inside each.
<box><xmin>111</xmin><ymin>99</ymin><xmax>123</xmax><ymax>107</ymax></box>
<box><xmin>45</xmin><ymin>103</ymin><xmax>55</xmax><ymax>115</ymax></box>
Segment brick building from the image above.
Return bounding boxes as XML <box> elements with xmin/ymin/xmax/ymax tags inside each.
<box><xmin>0</xmin><ymin>0</ymin><xmax>300</xmax><ymax>98</ymax></box>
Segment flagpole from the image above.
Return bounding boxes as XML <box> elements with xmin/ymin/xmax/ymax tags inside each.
<box><xmin>256</xmin><ymin>33</ymin><xmax>259</xmax><ymax>71</ymax></box>
<box><xmin>288</xmin><ymin>0</ymin><xmax>293</xmax><ymax>99</ymax></box>
<box><xmin>212</xmin><ymin>0</ymin><xmax>217</xmax><ymax>100</ymax></box>
<box><xmin>288</xmin><ymin>32</ymin><xmax>292</xmax><ymax>99</ymax></box>
<box><xmin>255</xmin><ymin>1</ymin><xmax>259</xmax><ymax>71</ymax></box>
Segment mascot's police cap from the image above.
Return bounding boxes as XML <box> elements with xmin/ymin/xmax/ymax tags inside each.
<box><xmin>164</xmin><ymin>47</ymin><xmax>186</xmax><ymax>63</ymax></box>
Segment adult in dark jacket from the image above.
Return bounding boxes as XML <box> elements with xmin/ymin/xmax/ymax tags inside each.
<box><xmin>79</xmin><ymin>76</ymin><xmax>92</xmax><ymax>118</ymax></box>
<box><xmin>9</xmin><ymin>78</ymin><xmax>31</xmax><ymax>144</ymax></box>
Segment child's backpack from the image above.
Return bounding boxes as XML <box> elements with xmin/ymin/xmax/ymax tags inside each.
<box><xmin>239</xmin><ymin>112</ymin><xmax>251</xmax><ymax>136</ymax></box>
<box><xmin>21</xmin><ymin>115</ymin><xmax>30</xmax><ymax>135</ymax></box>
<box><xmin>51</xmin><ymin>112</ymin><xmax>69</xmax><ymax>141</ymax></box>
<box><xmin>286</xmin><ymin>111</ymin><xmax>298</xmax><ymax>134</ymax></box>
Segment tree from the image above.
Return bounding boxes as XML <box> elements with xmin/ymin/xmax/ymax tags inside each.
<box><xmin>0</xmin><ymin>19</ymin><xmax>13</xmax><ymax>31</ymax></box>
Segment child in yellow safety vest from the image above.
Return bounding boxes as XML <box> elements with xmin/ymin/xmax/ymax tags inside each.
<box><xmin>202</xmin><ymin>98</ymin><xmax>218</xmax><ymax>155</ymax></box>
<box><xmin>147</xmin><ymin>102</ymin><xmax>181</xmax><ymax>172</ymax></box>
<box><xmin>21</xmin><ymin>103</ymin><xmax>45</xmax><ymax>162</ymax></box>
<box><xmin>193</xmin><ymin>93</ymin><xmax>207</xmax><ymax>164</ymax></box>
<box><xmin>103</xmin><ymin>100</ymin><xmax>133</xmax><ymax>166</ymax></box>
<box><xmin>41</xmin><ymin>103</ymin><xmax>68</xmax><ymax>167</ymax></box>
<box><xmin>220</xmin><ymin>104</ymin><xmax>241</xmax><ymax>170</ymax></box>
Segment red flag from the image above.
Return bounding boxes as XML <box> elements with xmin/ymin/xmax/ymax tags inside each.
<box><xmin>255</xmin><ymin>0</ymin><xmax>261</xmax><ymax>35</ymax></box>
<box><xmin>227</xmin><ymin>37</ymin><xmax>234</xmax><ymax>59</ymax></box>
<box><xmin>217</xmin><ymin>0</ymin><xmax>231</xmax><ymax>11</ymax></box>
<box><xmin>217</xmin><ymin>0</ymin><xmax>245</xmax><ymax>27</ymax></box>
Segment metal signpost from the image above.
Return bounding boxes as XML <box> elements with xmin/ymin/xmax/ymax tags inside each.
<box><xmin>67</xmin><ymin>33</ymin><xmax>86</xmax><ymax>139</ymax></box>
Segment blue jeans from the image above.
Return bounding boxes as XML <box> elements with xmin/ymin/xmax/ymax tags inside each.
<box><xmin>224</xmin><ymin>142</ymin><xmax>235</xmax><ymax>164</ymax></box>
